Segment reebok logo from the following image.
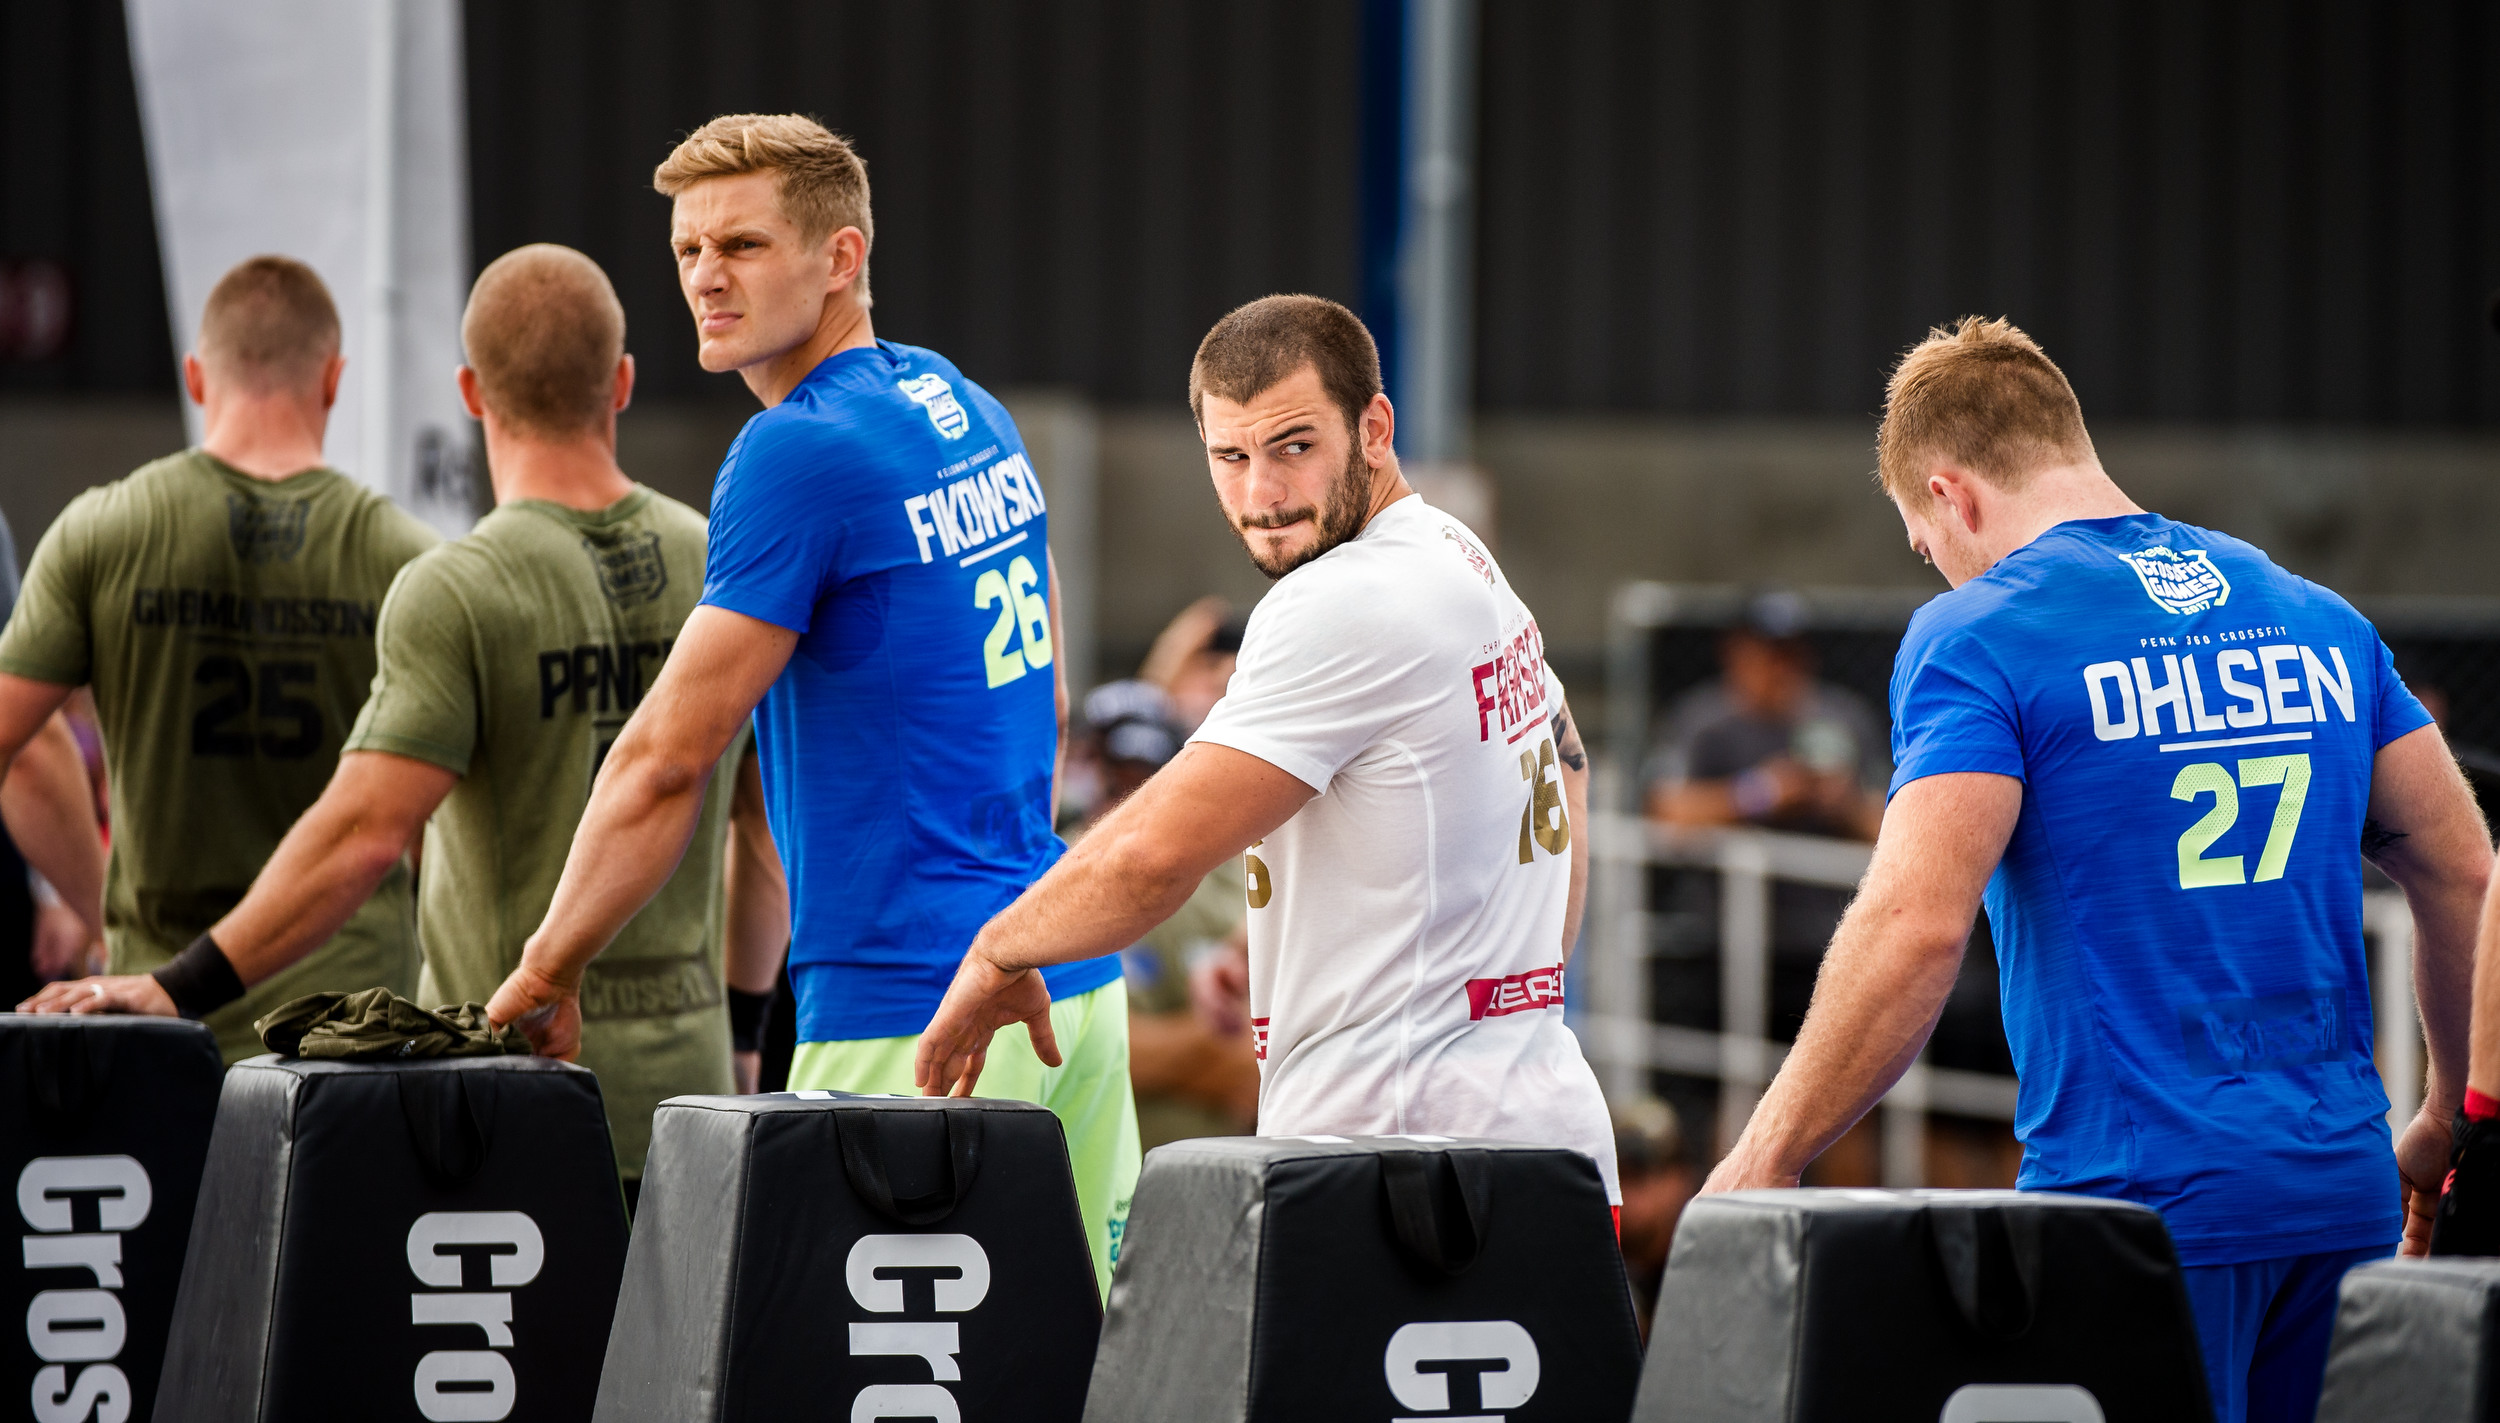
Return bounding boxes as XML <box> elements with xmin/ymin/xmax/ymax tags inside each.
<box><xmin>1465</xmin><ymin>966</ymin><xmax>1564</xmax><ymax>1021</ymax></box>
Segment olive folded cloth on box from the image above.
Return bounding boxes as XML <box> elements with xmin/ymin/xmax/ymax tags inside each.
<box><xmin>254</xmin><ymin>987</ymin><xmax>529</xmax><ymax>1059</ymax></box>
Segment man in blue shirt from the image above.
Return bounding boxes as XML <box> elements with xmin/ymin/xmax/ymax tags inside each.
<box><xmin>1699</xmin><ymin>317</ymin><xmax>2490</xmax><ymax>1422</ymax></box>
<box><xmin>482</xmin><ymin>114</ymin><xmax>1135</xmax><ymax>1289</ymax></box>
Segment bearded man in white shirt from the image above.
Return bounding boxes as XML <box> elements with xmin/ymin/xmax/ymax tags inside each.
<box><xmin>917</xmin><ymin>294</ymin><xmax>1619</xmax><ymax>1203</ymax></box>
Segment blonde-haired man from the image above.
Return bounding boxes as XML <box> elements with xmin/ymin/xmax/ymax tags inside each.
<box><xmin>481</xmin><ymin>116</ymin><xmax>1135</xmax><ymax>1285</ymax></box>
<box><xmin>5</xmin><ymin>255</ymin><xmax>434</xmax><ymax>1059</ymax></box>
<box><xmin>1697</xmin><ymin>317</ymin><xmax>2489</xmax><ymax>1423</ymax></box>
<box><xmin>29</xmin><ymin>245</ymin><xmax>788</xmax><ymax>1197</ymax></box>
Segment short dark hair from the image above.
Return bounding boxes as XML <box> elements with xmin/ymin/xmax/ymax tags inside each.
<box><xmin>1188</xmin><ymin>294</ymin><xmax>1383</xmax><ymax>430</ymax></box>
<box><xmin>462</xmin><ymin>244</ymin><xmax>626</xmax><ymax>437</ymax></box>
<box><xmin>197</xmin><ymin>255</ymin><xmax>340</xmax><ymax>392</ymax></box>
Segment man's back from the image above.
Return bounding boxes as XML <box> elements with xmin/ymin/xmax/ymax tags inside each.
<box><xmin>0</xmin><ymin>449</ymin><xmax>435</xmax><ymax>1057</ymax></box>
<box><xmin>345</xmin><ymin>485</ymin><xmax>732</xmax><ymax>1172</ymax></box>
<box><xmin>700</xmin><ymin>340</ymin><xmax>1117</xmax><ymax>1040</ymax></box>
<box><xmin>1891</xmin><ymin>511</ymin><xmax>2426</xmax><ymax>1262</ymax></box>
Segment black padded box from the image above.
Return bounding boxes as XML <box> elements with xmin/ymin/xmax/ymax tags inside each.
<box><xmin>6</xmin><ymin>1016</ymin><xmax>223</xmax><ymax>1423</ymax></box>
<box><xmin>592</xmin><ymin>1091</ymin><xmax>1101</xmax><ymax>1423</ymax></box>
<box><xmin>154</xmin><ymin>1054</ymin><xmax>628</xmax><ymax>1423</ymax></box>
<box><xmin>1083</xmin><ymin>1134</ymin><xmax>1639</xmax><ymax>1423</ymax></box>
<box><xmin>2316</xmin><ymin>1258</ymin><xmax>2500</xmax><ymax>1422</ymax></box>
<box><xmin>1635</xmin><ymin>1189</ymin><xmax>2211</xmax><ymax>1423</ymax></box>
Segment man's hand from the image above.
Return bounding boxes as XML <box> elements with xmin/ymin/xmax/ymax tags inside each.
<box><xmin>2399</xmin><ymin>1105</ymin><xmax>2452</xmax><ymax>1257</ymax></box>
<box><xmin>485</xmin><ymin>960</ymin><xmax>583</xmax><ymax>1062</ymax></box>
<box><xmin>1190</xmin><ymin>939</ymin><xmax>1250</xmax><ymax>1038</ymax></box>
<box><xmin>915</xmin><ymin>953</ymin><xmax>1059</xmax><ymax>1098</ymax></box>
<box><xmin>1697</xmin><ymin>1140</ymin><xmax>1802</xmax><ymax>1196</ymax></box>
<box><xmin>18</xmin><ymin>973</ymin><xmax>177</xmax><ymax>1018</ymax></box>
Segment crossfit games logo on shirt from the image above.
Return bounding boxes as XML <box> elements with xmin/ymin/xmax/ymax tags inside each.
<box><xmin>898</xmin><ymin>373</ymin><xmax>972</xmax><ymax>439</ymax></box>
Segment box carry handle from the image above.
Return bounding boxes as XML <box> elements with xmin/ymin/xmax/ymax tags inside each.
<box><xmin>1929</xmin><ymin>1201</ymin><xmax>2043</xmax><ymax>1342</ymax></box>
<box><xmin>398</xmin><ymin>1069</ymin><xmax>499</xmax><ymax>1183</ymax></box>
<box><xmin>1381</xmin><ymin>1150</ymin><xmax>1494</xmax><ymax>1276</ymax></box>
<box><xmin>835</xmin><ymin>1109</ymin><xmax>985</xmax><ymax>1225</ymax></box>
<box><xmin>25</xmin><ymin>1024</ymin><xmax>116</xmax><ymax>1132</ymax></box>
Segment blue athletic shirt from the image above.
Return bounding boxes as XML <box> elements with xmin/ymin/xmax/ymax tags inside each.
<box><xmin>1890</xmin><ymin>513</ymin><xmax>2429</xmax><ymax>1266</ymax></box>
<box><xmin>700</xmin><ymin>341</ymin><xmax>1119</xmax><ymax>1041</ymax></box>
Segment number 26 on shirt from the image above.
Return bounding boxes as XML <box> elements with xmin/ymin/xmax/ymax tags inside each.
<box><xmin>974</xmin><ymin>554</ymin><xmax>1054</xmax><ymax>688</ymax></box>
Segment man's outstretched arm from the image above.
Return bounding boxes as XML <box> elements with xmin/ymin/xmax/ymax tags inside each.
<box><xmin>489</xmin><ymin>605</ymin><xmax>797</xmax><ymax>1058</ymax></box>
<box><xmin>724</xmin><ymin>743</ymin><xmax>789</xmax><ymax>1092</ymax></box>
<box><xmin>19</xmin><ymin>750</ymin><xmax>456</xmax><ymax>1017</ymax></box>
<box><xmin>1699</xmin><ymin>771</ymin><xmax>2020</xmax><ymax>1193</ymax></box>
<box><xmin>915</xmin><ymin>742</ymin><xmax>1314</xmax><ymax>1096</ymax></box>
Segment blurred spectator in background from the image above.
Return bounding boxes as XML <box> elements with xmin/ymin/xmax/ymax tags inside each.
<box><xmin>1645</xmin><ymin>591</ymin><xmax>1887</xmax><ymax>841</ymax></box>
<box><xmin>1138</xmin><ymin>593</ymin><xmax>1246</xmax><ymax>733</ymax></box>
<box><xmin>1075</xmin><ymin>678</ymin><xmax>1259</xmax><ymax>1147</ymax></box>
<box><xmin>1613</xmin><ymin>1096</ymin><xmax>1697</xmax><ymax>1338</ymax></box>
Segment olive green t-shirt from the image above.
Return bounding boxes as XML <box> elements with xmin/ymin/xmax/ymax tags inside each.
<box><xmin>343</xmin><ymin>486</ymin><xmax>740</xmax><ymax>1177</ymax></box>
<box><xmin>0</xmin><ymin>450</ymin><xmax>436</xmax><ymax>1061</ymax></box>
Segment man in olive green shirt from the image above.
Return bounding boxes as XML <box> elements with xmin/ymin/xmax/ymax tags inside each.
<box><xmin>30</xmin><ymin>245</ymin><xmax>787</xmax><ymax>1188</ymax></box>
<box><xmin>1</xmin><ymin>256</ymin><xmax>433</xmax><ymax>1059</ymax></box>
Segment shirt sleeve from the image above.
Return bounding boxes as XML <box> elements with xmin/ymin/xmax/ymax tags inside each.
<box><xmin>0</xmin><ymin>494</ymin><xmax>99</xmax><ymax>686</ymax></box>
<box><xmin>1188</xmin><ymin>575</ymin><xmax>1419</xmax><ymax>793</ymax></box>
<box><xmin>1886</xmin><ymin>627</ymin><xmax>2026</xmax><ymax>798</ymax></box>
<box><xmin>341</xmin><ymin>556</ymin><xmax>481</xmax><ymax>775</ymax></box>
<box><xmin>2366</xmin><ymin>630</ymin><xmax>2434</xmax><ymax>750</ymax></box>
<box><xmin>698</xmin><ymin>421</ymin><xmax>852</xmax><ymax>634</ymax></box>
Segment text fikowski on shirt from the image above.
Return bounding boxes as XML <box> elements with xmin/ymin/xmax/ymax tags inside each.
<box><xmin>2082</xmin><ymin>641</ymin><xmax>2357</xmax><ymax>741</ymax></box>
<box><xmin>1472</xmin><ymin>619</ymin><xmax>1551</xmax><ymax>746</ymax></box>
<box><xmin>901</xmin><ymin>449</ymin><xmax>1049</xmax><ymax>564</ymax></box>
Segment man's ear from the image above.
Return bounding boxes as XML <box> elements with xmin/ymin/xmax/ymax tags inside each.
<box><xmin>1360</xmin><ymin>392</ymin><xmax>1396</xmax><ymax>468</ymax></box>
<box><xmin>826</xmin><ymin>225</ymin><xmax>868</xmax><ymax>293</ymax></box>
<box><xmin>455</xmin><ymin>365</ymin><xmax>488</xmax><ymax>421</ymax></box>
<box><xmin>318</xmin><ymin>352</ymin><xmax>348</xmax><ymax>411</ymax></box>
<box><xmin>1927</xmin><ymin>464</ymin><xmax>1985</xmax><ymax>534</ymax></box>
<box><xmin>182</xmin><ymin>353</ymin><xmax>208</xmax><ymax>407</ymax></box>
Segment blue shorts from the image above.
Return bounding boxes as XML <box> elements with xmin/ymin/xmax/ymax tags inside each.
<box><xmin>2179</xmin><ymin>1243</ymin><xmax>2389</xmax><ymax>1423</ymax></box>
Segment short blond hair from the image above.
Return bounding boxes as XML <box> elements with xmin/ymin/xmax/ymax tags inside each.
<box><xmin>654</xmin><ymin>113</ymin><xmax>873</xmax><ymax>304</ymax></box>
<box><xmin>197</xmin><ymin>255</ymin><xmax>340</xmax><ymax>393</ymax></box>
<box><xmin>462</xmin><ymin>244</ymin><xmax>625</xmax><ymax>437</ymax></box>
<box><xmin>1876</xmin><ymin>316</ymin><xmax>2094</xmax><ymax>501</ymax></box>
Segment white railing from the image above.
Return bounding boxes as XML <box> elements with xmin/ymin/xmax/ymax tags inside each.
<box><xmin>1575</xmin><ymin>804</ymin><xmax>2426</xmax><ymax>1186</ymax></box>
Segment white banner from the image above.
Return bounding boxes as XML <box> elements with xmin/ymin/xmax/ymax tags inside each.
<box><xmin>125</xmin><ymin>0</ymin><xmax>474</xmax><ymax>536</ymax></box>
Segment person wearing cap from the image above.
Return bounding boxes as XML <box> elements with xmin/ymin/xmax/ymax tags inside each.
<box><xmin>1074</xmin><ymin>680</ymin><xmax>1258</xmax><ymax>1148</ymax></box>
<box><xmin>1644</xmin><ymin>591</ymin><xmax>1888</xmax><ymax>841</ymax></box>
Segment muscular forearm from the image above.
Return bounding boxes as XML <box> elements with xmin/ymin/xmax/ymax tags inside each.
<box><xmin>2408</xmin><ymin>854</ymin><xmax>2483</xmax><ymax>1110</ymax></box>
<box><xmin>2</xmin><ymin>715</ymin><xmax>103</xmax><ymax>935</ymax></box>
<box><xmin>523</xmin><ymin>736</ymin><xmax>719</xmax><ymax>984</ymax></box>
<box><xmin>723</xmin><ymin>755</ymin><xmax>788</xmax><ymax>995</ymax></box>
<box><xmin>973</xmin><ymin>821</ymin><xmax>1204</xmax><ymax>974</ymax></box>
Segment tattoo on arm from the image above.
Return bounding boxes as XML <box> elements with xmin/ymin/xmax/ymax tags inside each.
<box><xmin>2361</xmin><ymin>818</ymin><xmax>2410</xmax><ymax>862</ymax></box>
<box><xmin>1550</xmin><ymin>707</ymin><xmax>1588</xmax><ymax>772</ymax></box>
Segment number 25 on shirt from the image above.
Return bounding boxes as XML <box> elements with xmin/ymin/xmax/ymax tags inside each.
<box><xmin>973</xmin><ymin>553</ymin><xmax>1053</xmax><ymax>688</ymax></box>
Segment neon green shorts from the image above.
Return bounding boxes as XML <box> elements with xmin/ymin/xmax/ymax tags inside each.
<box><xmin>788</xmin><ymin>978</ymin><xmax>1140</xmax><ymax>1298</ymax></box>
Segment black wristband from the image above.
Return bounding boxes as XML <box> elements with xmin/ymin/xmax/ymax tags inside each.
<box><xmin>152</xmin><ymin>933</ymin><xmax>246</xmax><ymax>1020</ymax></box>
<box><xmin>727</xmin><ymin>985</ymin><xmax>774</xmax><ymax>1054</ymax></box>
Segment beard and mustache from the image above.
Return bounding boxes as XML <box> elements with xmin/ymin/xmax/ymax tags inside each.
<box><xmin>1229</xmin><ymin>441</ymin><xmax>1374</xmax><ymax>580</ymax></box>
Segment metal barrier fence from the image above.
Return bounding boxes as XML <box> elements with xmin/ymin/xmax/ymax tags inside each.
<box><xmin>1579</xmin><ymin>579</ymin><xmax>2463</xmax><ymax>1186</ymax></box>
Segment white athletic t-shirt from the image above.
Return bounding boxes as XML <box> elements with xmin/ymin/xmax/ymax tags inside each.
<box><xmin>1190</xmin><ymin>495</ymin><xmax>1620</xmax><ymax>1201</ymax></box>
